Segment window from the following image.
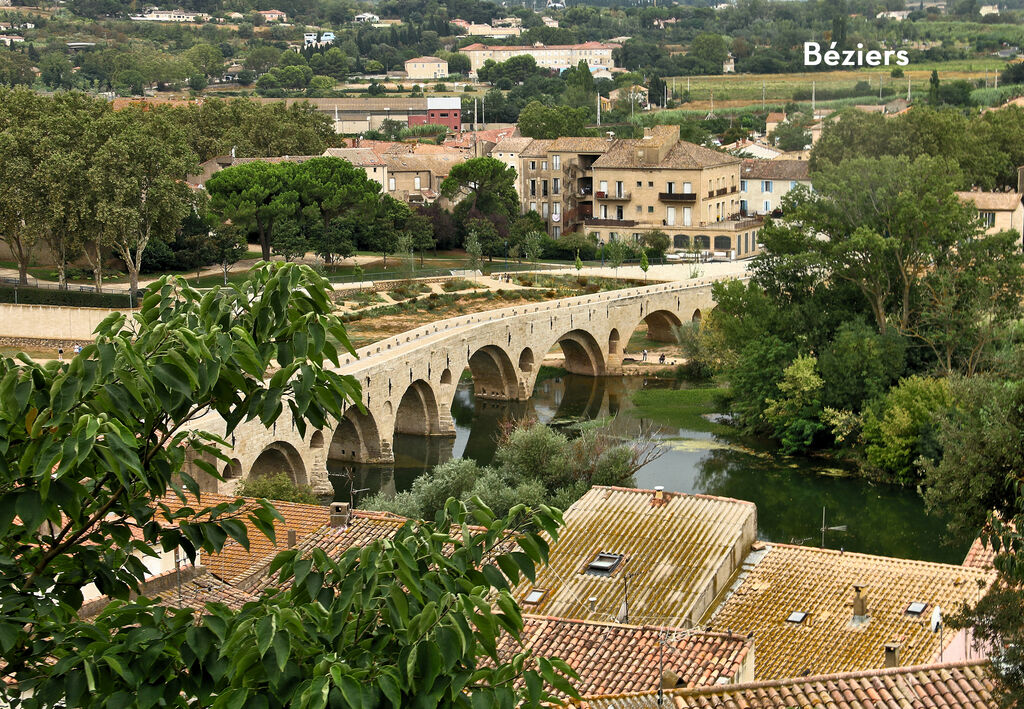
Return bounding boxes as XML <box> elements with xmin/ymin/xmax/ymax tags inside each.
<box><xmin>414</xmin><ymin>176</ymin><xmax>421</xmax><ymax>190</ymax></box>
<box><xmin>388</xmin><ymin>177</ymin><xmax>396</xmax><ymax>191</ymax></box>
<box><xmin>599</xmin><ymin>180</ymin><xmax>608</xmax><ymax>194</ymax></box>
<box><xmin>615</xmin><ymin>181</ymin><xmax>624</xmax><ymax>197</ymax></box>
<box><xmin>790</xmin><ymin>180</ymin><xmax>797</xmax><ymax>189</ymax></box>
<box><xmin>553</xmin><ymin>202</ymin><xmax>560</xmax><ymax>216</ymax></box>
<box><xmin>648</xmin><ymin>181</ymin><xmax>654</xmax><ymax>187</ymax></box>
<box><xmin>542</xmin><ymin>161</ymin><xmax>547</xmax><ymax>170</ymax></box>
<box><xmin>553</xmin><ymin>178</ymin><xmax>560</xmax><ymax>195</ymax></box>
<box><xmin>981</xmin><ymin>211</ymin><xmax>996</xmax><ymax>228</ymax></box>
<box><xmin>587</xmin><ymin>552</ymin><xmax>623</xmax><ymax>575</ymax></box>
<box><xmin>524</xmin><ymin>589</ymin><xmax>548</xmax><ymax>604</ymax></box>
<box><xmin>616</xmin><ymin>205</ymin><xmax>624</xmax><ymax>220</ymax></box>
<box><xmin>530</xmin><ymin>201</ymin><xmax>537</xmax><ymax>213</ymax></box>
<box><xmin>636</xmin><ymin>181</ymin><xmax>642</xmax><ymax>187</ymax></box>
<box><xmin>906</xmin><ymin>602</ymin><xmax>927</xmax><ymax>616</ymax></box>
<box><xmin>683</xmin><ymin>182</ymin><xmax>692</xmax><ymax>193</ymax></box>
<box><xmin>542</xmin><ymin>180</ymin><xmax>548</xmax><ymax>197</ymax></box>
<box><xmin>683</xmin><ymin>207</ymin><xmax>692</xmax><ymax>226</ymax></box>
<box><xmin>552</xmin><ymin>225</ymin><xmax>561</xmax><ymax>237</ymax></box>
<box><xmin>553</xmin><ymin>155</ymin><xmax>560</xmax><ymax>169</ymax></box>
<box><xmin>530</xmin><ymin>179</ymin><xmax>537</xmax><ymax>197</ymax></box>
<box><xmin>764</xmin><ymin>200</ymin><xmax>771</xmax><ymax>213</ymax></box>
<box><xmin>542</xmin><ymin>202</ymin><xmax>549</xmax><ymax>218</ymax></box>
<box><xmin>762</xmin><ymin>180</ymin><xmax>773</xmax><ymax>193</ymax></box>
<box><xmin>786</xmin><ymin>611</ymin><xmax>807</xmax><ymax>624</ymax></box>
<box><xmin>666</xmin><ymin>207</ymin><xmax>676</xmax><ymax>226</ymax></box>
<box><xmin>529</xmin><ymin>160</ymin><xmax>536</xmax><ymax>170</ymax></box>
<box><xmin>600</xmin><ymin>205</ymin><xmax>608</xmax><ymax>219</ymax></box>
<box><xmin>635</xmin><ymin>206</ymin><xmax>642</xmax><ymax>214</ymax></box>
<box><xmin>666</xmin><ymin>181</ymin><xmax>675</xmax><ymax>194</ymax></box>
<box><xmin>740</xmin><ymin>179</ymin><xmax>747</xmax><ymax>192</ymax></box>
<box><xmin>647</xmin><ymin>206</ymin><xmax>654</xmax><ymax>213</ymax></box>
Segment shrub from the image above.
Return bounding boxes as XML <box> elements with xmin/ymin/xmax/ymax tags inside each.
<box><xmin>0</xmin><ymin>285</ymin><xmax>137</xmax><ymax>309</ymax></box>
<box><xmin>236</xmin><ymin>472</ymin><xmax>319</xmax><ymax>504</ymax></box>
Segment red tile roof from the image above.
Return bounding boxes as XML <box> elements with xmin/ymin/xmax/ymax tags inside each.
<box><xmin>577</xmin><ymin>661</ymin><xmax>999</xmax><ymax>709</ymax></box>
<box><xmin>501</xmin><ymin>616</ymin><xmax>752</xmax><ymax>699</ymax></box>
<box><xmin>963</xmin><ymin>536</ymin><xmax>998</xmax><ymax>571</ymax></box>
<box><xmin>157</xmin><ymin>492</ymin><xmax>331</xmax><ymax>583</ymax></box>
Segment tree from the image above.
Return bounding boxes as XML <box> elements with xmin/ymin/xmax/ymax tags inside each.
<box><xmin>640</xmin><ymin>250</ymin><xmax>649</xmax><ymax>282</ymax></box>
<box><xmin>522</xmin><ymin>231</ymin><xmax>544</xmax><ymax>263</ymax></box>
<box><xmin>406</xmin><ymin>211</ymin><xmax>436</xmax><ymax>265</ymax></box>
<box><xmin>0</xmin><ymin>262</ymin><xmax>575</xmax><ymax>707</ymax></box>
<box><xmin>236</xmin><ymin>472</ymin><xmax>318</xmax><ymax>504</ymax></box>
<box><xmin>690</xmin><ymin>33</ymin><xmax>730</xmax><ymax>67</ymax></box>
<box><xmin>89</xmin><ymin>108</ymin><xmax>200</xmax><ymax>294</ymax></box>
<box><xmin>39</xmin><ymin>52</ymin><xmax>74</xmax><ymax>90</ymax></box>
<box><xmin>604</xmin><ymin>238</ymin><xmax>626</xmax><ymax>275</ymax></box>
<box><xmin>466</xmin><ymin>217</ymin><xmax>502</xmax><ymax>261</ymax></box>
<box><xmin>271</xmin><ymin>218</ymin><xmax>308</xmax><ymax>261</ymax></box>
<box><xmin>207</xmin><ymin>161</ymin><xmax>299</xmax><ymax>261</ymax></box>
<box><xmin>209</xmin><ymin>222</ymin><xmax>248</xmax><ymax>284</ymax></box>
<box><xmin>440</xmin><ymin>157</ymin><xmax>519</xmax><ymax>225</ymax></box>
<box><xmin>517</xmin><ymin>100</ymin><xmax>592</xmax><ymax>139</ymax></box>
<box><xmin>769</xmin><ymin>121</ymin><xmax>811</xmax><ymax>151</ymax></box>
<box><xmin>0</xmin><ymin>88</ymin><xmax>43</xmax><ymax>285</ymax></box>
<box><xmin>184</xmin><ymin>43</ymin><xmax>224</xmax><ymax>78</ymax></box>
<box><xmin>245</xmin><ymin>46</ymin><xmax>282</xmax><ymax>75</ymax></box>
<box><xmin>575</xmin><ymin>250</ymin><xmax>583</xmax><ymax>274</ymax></box>
<box><xmin>928</xmin><ymin>69</ymin><xmax>940</xmax><ymax>105</ymax></box>
<box><xmin>641</xmin><ymin>230</ymin><xmax>670</xmax><ymax>256</ymax></box>
<box><xmin>762</xmin><ymin>354</ymin><xmax>825</xmax><ymax>454</ymax></box>
<box><xmin>464</xmin><ymin>229</ymin><xmax>483</xmax><ymax>273</ymax></box>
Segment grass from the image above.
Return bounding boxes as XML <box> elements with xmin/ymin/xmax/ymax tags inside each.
<box><xmin>629</xmin><ymin>386</ymin><xmax>731</xmax><ymax>436</ymax></box>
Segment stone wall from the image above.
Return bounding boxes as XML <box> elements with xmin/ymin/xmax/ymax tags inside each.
<box><xmin>0</xmin><ymin>303</ymin><xmax>135</xmax><ymax>342</ymax></box>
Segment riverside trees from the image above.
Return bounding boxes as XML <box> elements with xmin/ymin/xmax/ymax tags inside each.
<box><xmin>0</xmin><ymin>263</ymin><xmax>575</xmax><ymax>707</ymax></box>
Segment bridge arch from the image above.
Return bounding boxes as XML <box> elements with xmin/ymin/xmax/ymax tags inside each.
<box><xmin>309</xmin><ymin>431</ymin><xmax>324</xmax><ymax>449</ymax></box>
<box><xmin>643</xmin><ymin>309</ymin><xmax>683</xmax><ymax>343</ymax></box>
<box><xmin>329</xmin><ymin>407</ymin><xmax>383</xmax><ymax>463</ymax></box>
<box><xmin>468</xmin><ymin>345</ymin><xmax>520</xmax><ymax>400</ymax></box>
<box><xmin>692</xmin><ymin>308</ymin><xmax>702</xmax><ymax>323</ymax></box>
<box><xmin>557</xmin><ymin>329</ymin><xmax>606</xmax><ymax>376</ymax></box>
<box><xmin>250</xmin><ymin>441</ymin><xmax>307</xmax><ymax>486</ymax></box>
<box><xmin>395</xmin><ymin>379</ymin><xmax>442</xmax><ymax>435</ymax></box>
<box><xmin>518</xmin><ymin>347</ymin><xmax>535</xmax><ymax>373</ymax></box>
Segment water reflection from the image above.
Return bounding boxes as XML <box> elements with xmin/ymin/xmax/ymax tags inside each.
<box><xmin>328</xmin><ymin>373</ymin><xmax>970</xmax><ymax>564</ymax></box>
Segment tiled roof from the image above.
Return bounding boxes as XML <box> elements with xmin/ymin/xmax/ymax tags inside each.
<box><xmin>707</xmin><ymin>544</ymin><xmax>996</xmax><ymax>680</ymax></box>
<box><xmin>963</xmin><ymin>536</ymin><xmax>997</xmax><ymax>570</ymax></box>
<box><xmin>577</xmin><ymin>661</ymin><xmax>999</xmax><ymax>709</ymax></box>
<box><xmin>322</xmin><ymin>147</ymin><xmax>385</xmax><ymax>166</ymax></box>
<box><xmin>511</xmin><ymin>486</ymin><xmax>757</xmax><ymax>629</ymax></box>
<box><xmin>157</xmin><ymin>492</ymin><xmax>330</xmax><ymax>583</ymax></box>
<box><xmin>593</xmin><ymin>137</ymin><xmax>738</xmax><ymax>170</ymax></box>
<box><xmin>490</xmin><ymin>136</ymin><xmax>535</xmax><ymax>155</ymax></box>
<box><xmin>955</xmin><ymin>191</ymin><xmax>1023</xmax><ymax>212</ymax></box>
<box><xmin>406</xmin><ymin>55</ymin><xmax>446</xmax><ymax>63</ymax></box>
<box><xmin>502</xmin><ymin>616</ymin><xmax>752</xmax><ymax>699</ymax></box>
<box><xmin>156</xmin><ymin>570</ymin><xmax>260</xmax><ymax>613</ymax></box>
<box><xmin>246</xmin><ymin>511</ymin><xmax>408</xmax><ymax>591</ymax></box>
<box><xmin>765</xmin><ymin>112</ymin><xmax>787</xmax><ymax>123</ymax></box>
<box><xmin>381</xmin><ymin>152</ymin><xmax>464</xmax><ymax>174</ymax></box>
<box><xmin>740</xmin><ymin>159</ymin><xmax>809</xmax><ymax>181</ymax></box>
<box><xmin>522</xmin><ymin>139</ymin><xmax>555</xmax><ymax>158</ymax></box>
<box><xmin>548</xmin><ymin>137</ymin><xmax>614</xmax><ymax>153</ymax></box>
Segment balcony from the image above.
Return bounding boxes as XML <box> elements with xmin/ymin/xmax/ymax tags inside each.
<box><xmin>584</xmin><ymin>218</ymin><xmax>637</xmax><ymax>227</ymax></box>
<box><xmin>596</xmin><ymin>191</ymin><xmax>631</xmax><ymax>201</ymax></box>
<box><xmin>716</xmin><ymin>187</ymin><xmax>728</xmax><ymax>196</ymax></box>
<box><xmin>658</xmin><ymin>191</ymin><xmax>697</xmax><ymax>203</ymax></box>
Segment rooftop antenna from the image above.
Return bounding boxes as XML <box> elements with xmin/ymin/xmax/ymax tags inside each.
<box><xmin>596</xmin><ymin>93</ymin><xmax>601</xmax><ymax>125</ymax></box>
<box><xmin>820</xmin><ymin>506</ymin><xmax>848</xmax><ymax>548</ymax></box>
<box><xmin>907</xmin><ymin>77</ymin><xmax>911</xmax><ymax>101</ymax></box>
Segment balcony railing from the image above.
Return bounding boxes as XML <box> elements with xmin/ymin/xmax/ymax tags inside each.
<box><xmin>658</xmin><ymin>192</ymin><xmax>697</xmax><ymax>202</ymax></box>
<box><xmin>596</xmin><ymin>191</ymin><xmax>630</xmax><ymax>201</ymax></box>
<box><xmin>715</xmin><ymin>187</ymin><xmax>728</xmax><ymax>196</ymax></box>
<box><xmin>584</xmin><ymin>218</ymin><xmax>637</xmax><ymax>227</ymax></box>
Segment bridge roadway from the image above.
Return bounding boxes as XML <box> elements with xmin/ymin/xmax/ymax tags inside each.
<box><xmin>184</xmin><ymin>277</ymin><xmax>728</xmax><ymax>494</ymax></box>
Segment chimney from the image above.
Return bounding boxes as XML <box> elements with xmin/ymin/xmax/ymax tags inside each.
<box><xmin>652</xmin><ymin>485</ymin><xmax>666</xmax><ymax>506</ymax></box>
<box><xmin>852</xmin><ymin>584</ymin><xmax>869</xmax><ymax>623</ymax></box>
<box><xmin>588</xmin><ymin>596</ymin><xmax>597</xmax><ymax>612</ymax></box>
<box><xmin>287</xmin><ymin>529</ymin><xmax>297</xmax><ymax>548</ymax></box>
<box><xmin>884</xmin><ymin>642</ymin><xmax>901</xmax><ymax>667</ymax></box>
<box><xmin>330</xmin><ymin>502</ymin><xmax>351</xmax><ymax>528</ymax></box>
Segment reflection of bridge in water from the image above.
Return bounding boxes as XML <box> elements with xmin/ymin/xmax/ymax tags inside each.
<box><xmin>184</xmin><ymin>278</ymin><xmax>729</xmax><ymax>494</ymax></box>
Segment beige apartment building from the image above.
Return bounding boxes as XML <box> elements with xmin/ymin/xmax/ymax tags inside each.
<box><xmin>503</xmin><ymin>126</ymin><xmax>763</xmax><ymax>257</ymax></box>
<box><xmin>460</xmin><ymin>41</ymin><xmax>618</xmax><ymax>77</ymax></box>
<box><xmin>404</xmin><ymin>56</ymin><xmax>448</xmax><ymax>80</ymax></box>
<box><xmin>739</xmin><ymin>159</ymin><xmax>811</xmax><ymax>215</ymax></box>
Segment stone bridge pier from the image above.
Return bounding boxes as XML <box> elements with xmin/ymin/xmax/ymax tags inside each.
<box><xmin>184</xmin><ymin>279</ymin><xmax>723</xmax><ymax>494</ymax></box>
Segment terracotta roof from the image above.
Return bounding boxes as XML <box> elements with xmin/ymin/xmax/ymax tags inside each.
<box><xmin>765</xmin><ymin>112</ymin><xmax>786</xmax><ymax>123</ymax></box>
<box><xmin>522</xmin><ymin>139</ymin><xmax>555</xmax><ymax>158</ymax></box>
<box><xmin>548</xmin><ymin>137</ymin><xmax>614</xmax><ymax>154</ymax></box>
<box><xmin>156</xmin><ymin>569</ymin><xmax>260</xmax><ymax>613</ymax></box>
<box><xmin>322</xmin><ymin>147</ymin><xmax>385</xmax><ymax>166</ymax></box>
<box><xmin>593</xmin><ymin>136</ymin><xmax>738</xmax><ymax>170</ymax></box>
<box><xmin>229</xmin><ymin>155</ymin><xmax>319</xmax><ymax>165</ymax></box>
<box><xmin>501</xmin><ymin>616</ymin><xmax>752</xmax><ymax>699</ymax></box>
<box><xmin>955</xmin><ymin>191</ymin><xmax>1023</xmax><ymax>212</ymax></box>
<box><xmin>461</xmin><ymin>41</ymin><xmax>618</xmax><ymax>51</ymax></box>
<box><xmin>577</xmin><ymin>661</ymin><xmax>999</xmax><ymax>709</ymax></box>
<box><xmin>492</xmin><ymin>136</ymin><xmax>535</xmax><ymax>154</ymax></box>
<box><xmin>157</xmin><ymin>492</ymin><xmax>330</xmax><ymax>583</ymax></box>
<box><xmin>381</xmin><ymin>152</ymin><xmax>463</xmax><ymax>174</ymax></box>
<box><xmin>740</xmin><ymin>159</ymin><xmax>809</xmax><ymax>181</ymax></box>
<box><xmin>406</xmin><ymin>55</ymin><xmax>446</xmax><ymax>63</ymax></box>
<box><xmin>511</xmin><ymin>486</ymin><xmax>757</xmax><ymax>629</ymax></box>
<box><xmin>707</xmin><ymin>544</ymin><xmax>997</xmax><ymax>680</ymax></box>
<box><xmin>963</xmin><ymin>537</ymin><xmax>997</xmax><ymax>570</ymax></box>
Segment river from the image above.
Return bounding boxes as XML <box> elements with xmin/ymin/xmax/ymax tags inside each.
<box><xmin>328</xmin><ymin>373</ymin><xmax>971</xmax><ymax>564</ymax></box>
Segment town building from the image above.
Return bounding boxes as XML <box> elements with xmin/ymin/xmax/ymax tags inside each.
<box><xmin>722</xmin><ymin>53</ymin><xmax>735</xmax><ymax>73</ymax></box>
<box><xmin>452</xmin><ymin>19</ymin><xmax>523</xmax><ymax>38</ymax></box>
<box><xmin>511</xmin><ymin>486</ymin><xmax>758</xmax><ymax>630</ymax></box>
<box><xmin>955</xmin><ymin>188</ymin><xmax>1024</xmax><ymax>246</ymax></box>
<box><xmin>255</xmin><ymin>9</ymin><xmax>287</xmax><ymax>22</ymax></box>
<box><xmin>381</xmin><ymin>152</ymin><xmax>462</xmax><ymax>204</ymax></box>
<box><xmin>980</xmin><ymin>3</ymin><xmax>999</xmax><ymax>14</ymax></box>
<box><xmin>579</xmin><ymin>661</ymin><xmax>999</xmax><ymax>709</ymax></box>
<box><xmin>321</xmin><ymin>147</ymin><xmax>388</xmax><ymax>188</ymax></box>
<box><xmin>0</xmin><ymin>34</ymin><xmax>24</xmax><ymax>45</ymax></box>
<box><xmin>705</xmin><ymin>543</ymin><xmax>996</xmax><ymax>680</ymax></box>
<box><xmin>491</xmin><ymin>135</ymin><xmax>535</xmax><ymax>197</ymax></box>
<box><xmin>353</xmin><ymin>11</ymin><xmax>379</xmax><ymax>22</ymax></box>
<box><xmin>404</xmin><ymin>56</ymin><xmax>449</xmax><ymax>81</ymax></box>
<box><xmin>764</xmin><ymin>111</ymin><xmax>787</xmax><ymax>135</ymax></box>
<box><xmin>252</xmin><ymin>97</ymin><xmax>461</xmax><ymax>134</ymax></box>
<box><xmin>505</xmin><ymin>127</ymin><xmax>763</xmax><ymax>257</ymax></box>
<box><xmin>739</xmin><ymin>159</ymin><xmax>811</xmax><ymax>215</ymax></box>
<box><xmin>460</xmin><ymin>41</ymin><xmax>619</xmax><ymax>77</ymax></box>
<box><xmin>129</xmin><ymin>7</ymin><xmax>211</xmax><ymax>21</ymax></box>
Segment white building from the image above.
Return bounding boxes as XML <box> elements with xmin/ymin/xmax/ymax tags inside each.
<box><xmin>353</xmin><ymin>12</ymin><xmax>379</xmax><ymax>22</ymax></box>
<box><xmin>130</xmin><ymin>8</ymin><xmax>209</xmax><ymax>22</ymax></box>
<box><xmin>460</xmin><ymin>41</ymin><xmax>619</xmax><ymax>78</ymax></box>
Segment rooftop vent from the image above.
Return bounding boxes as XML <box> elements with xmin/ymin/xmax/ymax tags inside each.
<box><xmin>587</xmin><ymin>552</ymin><xmax>623</xmax><ymax>575</ymax></box>
<box><xmin>329</xmin><ymin>502</ymin><xmax>351</xmax><ymax>528</ymax></box>
<box><xmin>852</xmin><ymin>584</ymin><xmax>869</xmax><ymax>622</ymax></box>
<box><xmin>906</xmin><ymin>601</ymin><xmax>927</xmax><ymax>616</ymax></box>
<box><xmin>523</xmin><ymin>588</ymin><xmax>548</xmax><ymax>605</ymax></box>
<box><xmin>884</xmin><ymin>642</ymin><xmax>901</xmax><ymax>667</ymax></box>
<box><xmin>786</xmin><ymin>611</ymin><xmax>807</xmax><ymax>624</ymax></box>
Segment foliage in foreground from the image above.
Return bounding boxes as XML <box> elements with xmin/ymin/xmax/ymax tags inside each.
<box><xmin>0</xmin><ymin>262</ymin><xmax>575</xmax><ymax>708</ymax></box>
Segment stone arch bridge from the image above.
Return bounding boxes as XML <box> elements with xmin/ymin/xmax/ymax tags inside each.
<box><xmin>188</xmin><ymin>278</ymin><xmax>726</xmax><ymax>494</ymax></box>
